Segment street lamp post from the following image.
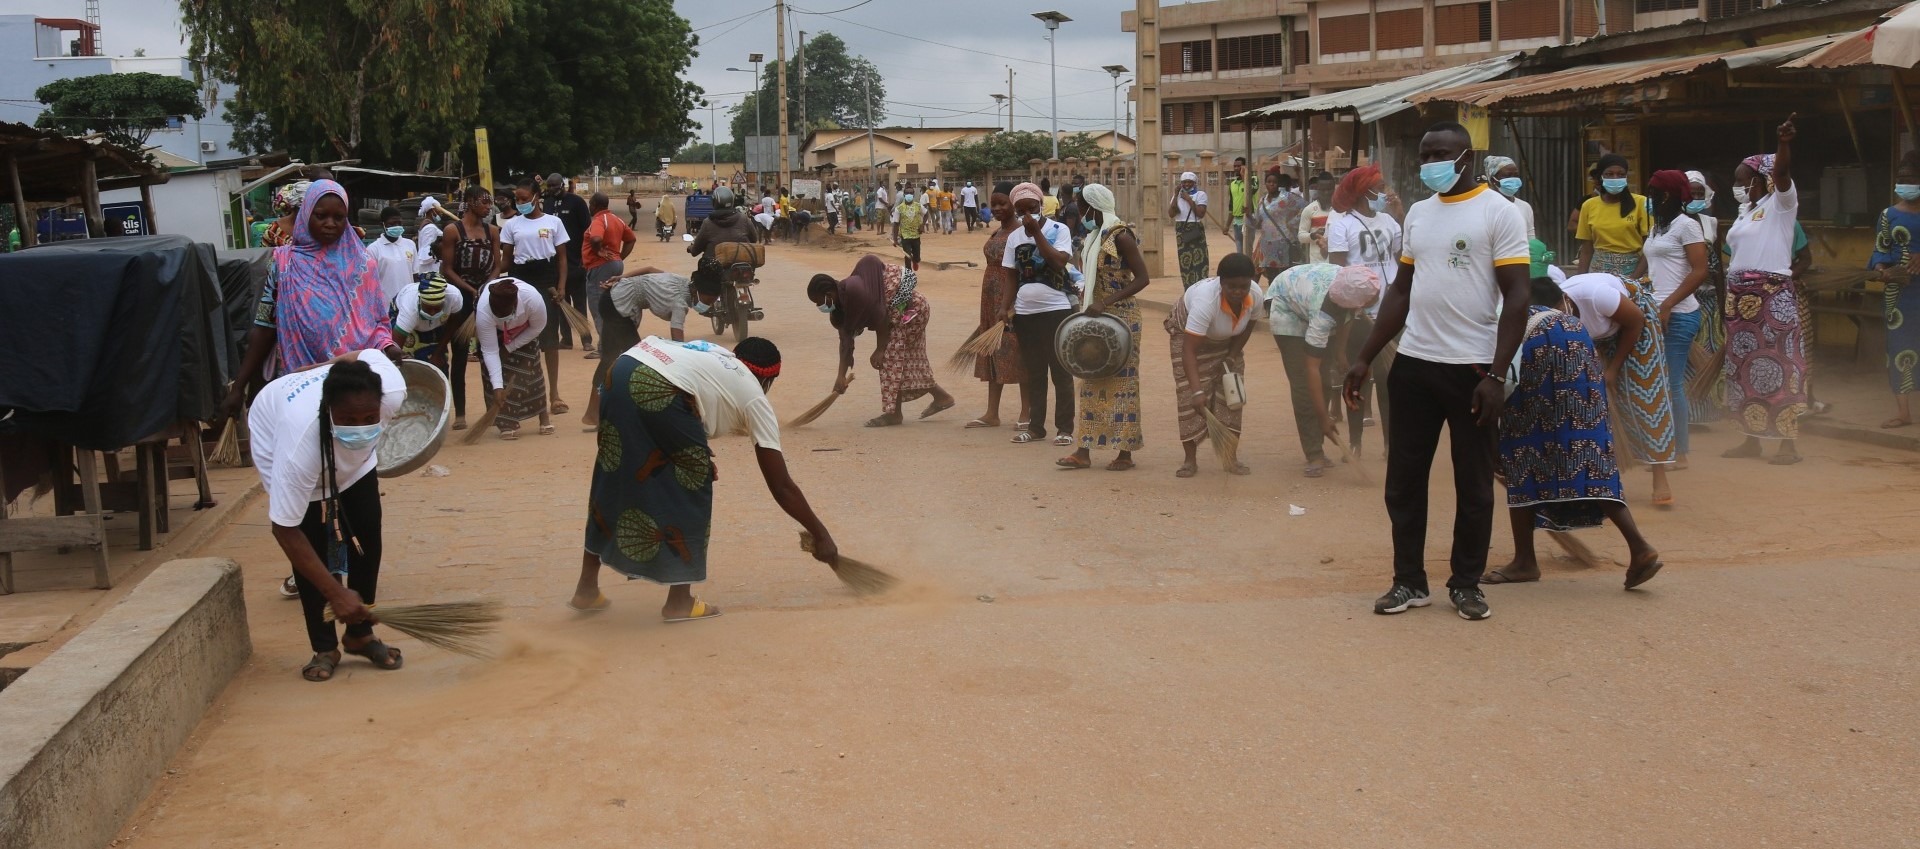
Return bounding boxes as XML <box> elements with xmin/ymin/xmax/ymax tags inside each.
<box><xmin>1102</xmin><ymin>64</ymin><xmax>1129</xmax><ymax>155</ymax></box>
<box><xmin>1032</xmin><ymin>11</ymin><xmax>1071</xmax><ymax>160</ymax></box>
<box><xmin>726</xmin><ymin>55</ymin><xmax>765</xmax><ymax>185</ymax></box>
<box><xmin>706</xmin><ymin>99</ymin><xmax>718</xmax><ymax>180</ymax></box>
<box><xmin>990</xmin><ymin>93</ymin><xmax>1007</xmax><ymax>131</ymax></box>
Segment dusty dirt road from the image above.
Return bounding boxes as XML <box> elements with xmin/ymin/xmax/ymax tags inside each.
<box><xmin>117</xmin><ymin>216</ymin><xmax>1920</xmax><ymax>848</ymax></box>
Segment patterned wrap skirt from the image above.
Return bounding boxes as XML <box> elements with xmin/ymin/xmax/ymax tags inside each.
<box><xmin>1176</xmin><ymin>221</ymin><xmax>1210</xmax><ymax>289</ymax></box>
<box><xmin>1166</xmin><ymin>300</ymin><xmax>1244</xmax><ymax>443</ymax></box>
<box><xmin>1075</xmin><ymin>298</ymin><xmax>1144</xmax><ymax>451</ymax></box>
<box><xmin>1594</xmin><ymin>277</ymin><xmax>1678</xmax><ymax>465</ymax></box>
<box><xmin>1591</xmin><ymin>249</ymin><xmax>1640</xmax><ymax>278</ymax></box>
<box><xmin>496</xmin><ymin>340</ymin><xmax>547</xmax><ymax>431</ymax></box>
<box><xmin>1723</xmin><ymin>270</ymin><xmax>1809</xmax><ymax>439</ymax></box>
<box><xmin>1886</xmin><ymin>276</ymin><xmax>1920</xmax><ymax>395</ymax></box>
<box><xmin>1686</xmin><ymin>280</ymin><xmax>1728</xmax><ymax>424</ymax></box>
<box><xmin>584</xmin><ymin>357</ymin><xmax>714</xmax><ymax>585</ymax></box>
<box><xmin>974</xmin><ymin>237</ymin><xmax>1025</xmax><ymax>385</ymax></box>
<box><xmin>1500</xmin><ymin>308</ymin><xmax>1624</xmax><ymax>532</ymax></box>
<box><xmin>881</xmin><ymin>293</ymin><xmax>936</xmax><ymax>415</ymax></box>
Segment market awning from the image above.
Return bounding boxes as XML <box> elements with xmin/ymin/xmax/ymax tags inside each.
<box><xmin>1411</xmin><ymin>35</ymin><xmax>1841</xmax><ymax>113</ymax></box>
<box><xmin>0</xmin><ymin>122</ymin><xmax>168</xmax><ymax>202</ymax></box>
<box><xmin>1782</xmin><ymin>0</ymin><xmax>1920</xmax><ymax>68</ymax></box>
<box><xmin>1224</xmin><ymin>53</ymin><xmax>1522</xmax><ymax>125</ymax></box>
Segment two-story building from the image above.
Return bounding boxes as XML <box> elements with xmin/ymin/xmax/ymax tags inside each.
<box><xmin>0</xmin><ymin>15</ymin><xmax>243</xmax><ymax>167</ymax></box>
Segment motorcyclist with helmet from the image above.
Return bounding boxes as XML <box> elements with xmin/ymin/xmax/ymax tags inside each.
<box><xmin>687</xmin><ymin>186</ymin><xmax>760</xmax><ymax>316</ymax></box>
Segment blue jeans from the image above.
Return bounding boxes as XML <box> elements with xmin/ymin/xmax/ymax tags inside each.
<box><xmin>1663</xmin><ymin>309</ymin><xmax>1702</xmax><ymax>456</ymax></box>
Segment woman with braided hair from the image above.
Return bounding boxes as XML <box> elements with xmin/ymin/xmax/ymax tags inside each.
<box><xmin>248</xmin><ymin>351</ymin><xmax>408</xmax><ymax>681</ymax></box>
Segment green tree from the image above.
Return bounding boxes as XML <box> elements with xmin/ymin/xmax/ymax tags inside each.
<box><xmin>941</xmin><ymin>131</ymin><xmax>1111</xmax><ymax>178</ymax></box>
<box><xmin>676</xmin><ymin>141</ymin><xmax>742</xmax><ymax>164</ymax></box>
<box><xmin>34</xmin><ymin>72</ymin><xmax>207</xmax><ymax>150</ymax></box>
<box><xmin>475</xmin><ymin>0</ymin><xmax>700</xmax><ymax>175</ymax></box>
<box><xmin>180</xmin><ymin>0</ymin><xmax>509</xmax><ymax>159</ymax></box>
<box><xmin>728</xmin><ymin>32</ymin><xmax>883</xmax><ymax>152</ymax></box>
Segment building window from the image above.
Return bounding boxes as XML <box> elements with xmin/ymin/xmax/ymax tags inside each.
<box><xmin>1160</xmin><ymin>40</ymin><xmax>1215</xmax><ymax>75</ymax></box>
<box><xmin>1221</xmin><ymin>99</ymin><xmax>1286</xmax><ymax>131</ymax></box>
<box><xmin>1161</xmin><ymin>101</ymin><xmax>1215</xmax><ymax>135</ymax></box>
<box><xmin>1498</xmin><ymin>0</ymin><xmax>1561</xmax><ymax>39</ymax></box>
<box><xmin>1291</xmin><ymin>29</ymin><xmax>1312</xmax><ymax>67</ymax></box>
<box><xmin>1437</xmin><ymin>3</ymin><xmax>1494</xmax><ymax>44</ymax></box>
<box><xmin>1319</xmin><ymin>14</ymin><xmax>1370</xmax><ymax>56</ymax></box>
<box><xmin>1574</xmin><ymin>0</ymin><xmax>1638</xmax><ymax>34</ymax></box>
<box><xmin>1635</xmin><ymin>0</ymin><xmax>1693</xmax><ymax>11</ymax></box>
<box><xmin>1376</xmin><ymin>8</ymin><xmax>1424</xmax><ymax>50</ymax></box>
<box><xmin>1219</xmin><ymin>33</ymin><xmax>1286</xmax><ymax>70</ymax></box>
<box><xmin>1705</xmin><ymin>0</ymin><xmax>1759</xmax><ymax>18</ymax></box>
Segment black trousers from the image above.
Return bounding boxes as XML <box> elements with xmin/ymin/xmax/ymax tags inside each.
<box><xmin>292</xmin><ymin>473</ymin><xmax>382</xmax><ymax>653</ymax></box>
<box><xmin>517</xmin><ymin>259</ymin><xmax>563</xmax><ymax>347</ymax></box>
<box><xmin>449</xmin><ymin>294</ymin><xmax>478</xmax><ymax>417</ymax></box>
<box><xmin>562</xmin><ymin>262</ymin><xmax>590</xmax><ymax>346</ymax></box>
<box><xmin>1384</xmin><ymin>355</ymin><xmax>1495</xmax><ymax>592</ymax></box>
<box><xmin>1012</xmin><ymin>309</ymin><xmax>1074</xmax><ymax>438</ymax></box>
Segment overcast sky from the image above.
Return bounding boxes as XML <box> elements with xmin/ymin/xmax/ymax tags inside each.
<box><xmin>1</xmin><ymin>0</ymin><xmax>1143</xmax><ymax>144</ymax></box>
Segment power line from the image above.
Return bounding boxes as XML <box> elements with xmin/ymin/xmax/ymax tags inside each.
<box><xmin>790</xmin><ymin>0</ymin><xmax>877</xmax><ymax>15</ymax></box>
<box><xmin>813</xmin><ymin>11</ymin><xmax>1113</xmax><ymax>76</ymax></box>
<box><xmin>690</xmin><ymin>5</ymin><xmax>775</xmax><ymax>33</ymax></box>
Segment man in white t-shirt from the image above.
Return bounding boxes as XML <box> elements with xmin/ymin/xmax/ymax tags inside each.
<box><xmin>1344</xmin><ymin>121</ymin><xmax>1530</xmax><ymax>622</ymax></box>
<box><xmin>366</xmin><ymin>206</ymin><xmax>418</xmax><ymax>307</ymax></box>
<box><xmin>961</xmin><ymin>181</ymin><xmax>980</xmax><ymax>231</ymax></box>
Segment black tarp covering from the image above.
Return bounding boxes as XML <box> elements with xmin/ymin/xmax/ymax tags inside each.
<box><xmin>0</xmin><ymin>235</ymin><xmax>229</xmax><ymax>450</ymax></box>
<box><xmin>215</xmin><ymin>248</ymin><xmax>270</xmax><ymax>380</ymax></box>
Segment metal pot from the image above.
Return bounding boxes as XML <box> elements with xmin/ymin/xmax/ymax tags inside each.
<box><xmin>376</xmin><ymin>359</ymin><xmax>453</xmax><ymax>478</ymax></box>
<box><xmin>1054</xmin><ymin>311</ymin><xmax>1133</xmax><ymax>380</ymax></box>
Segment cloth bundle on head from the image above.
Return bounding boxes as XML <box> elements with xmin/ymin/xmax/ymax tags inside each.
<box><xmin>1647</xmin><ymin>169</ymin><xmax>1690</xmax><ymax>201</ymax></box>
<box><xmin>1010</xmin><ymin>182</ymin><xmax>1045</xmax><ymax>208</ymax></box>
<box><xmin>1328</xmin><ymin>264</ymin><xmax>1381</xmax><ymax>310</ymax></box>
<box><xmin>1742</xmin><ymin>153</ymin><xmax>1776</xmax><ymax>178</ymax></box>
<box><xmin>1078</xmin><ymin>183</ymin><xmax>1127</xmax><ymax>299</ymax></box>
<box><xmin>417</xmin><ymin>274</ymin><xmax>449</xmax><ymax>307</ymax></box>
<box><xmin>1528</xmin><ymin>238</ymin><xmax>1556</xmax><ymax>280</ymax></box>
<box><xmin>1482</xmin><ymin>155</ymin><xmax>1516</xmax><ymax>181</ymax></box>
<box><xmin>1685</xmin><ymin>170</ymin><xmax>1715</xmax><ymax>206</ymax></box>
<box><xmin>273</xmin><ymin>180</ymin><xmax>312</xmax><ymax>217</ymax></box>
<box><xmin>271</xmin><ymin>179</ymin><xmax>394</xmax><ymax>372</ymax></box>
<box><xmin>1180</xmin><ymin>171</ymin><xmax>1199</xmax><ymax>184</ymax></box>
<box><xmin>1332</xmin><ymin>165</ymin><xmax>1381</xmax><ymax>214</ymax></box>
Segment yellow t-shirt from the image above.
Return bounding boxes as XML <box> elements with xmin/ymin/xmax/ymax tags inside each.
<box><xmin>1042</xmin><ymin>195</ymin><xmax>1060</xmax><ymax>217</ymax></box>
<box><xmin>1576</xmin><ymin>194</ymin><xmax>1653</xmax><ymax>255</ymax></box>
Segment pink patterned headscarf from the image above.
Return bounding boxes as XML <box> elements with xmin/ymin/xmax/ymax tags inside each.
<box><xmin>270</xmin><ymin>179</ymin><xmax>393</xmax><ymax>372</ymax></box>
<box><xmin>1741</xmin><ymin>154</ymin><xmax>1775</xmax><ymax>178</ymax></box>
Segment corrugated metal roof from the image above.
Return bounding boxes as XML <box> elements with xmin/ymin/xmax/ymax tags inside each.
<box><xmin>1780</xmin><ymin>0</ymin><xmax>1920</xmax><ymax>67</ymax></box>
<box><xmin>1223</xmin><ymin>53</ymin><xmax>1523</xmax><ymax>124</ymax></box>
<box><xmin>1411</xmin><ymin>35</ymin><xmax>1840</xmax><ymax>108</ymax></box>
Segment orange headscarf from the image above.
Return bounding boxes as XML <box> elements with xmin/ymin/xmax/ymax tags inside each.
<box><xmin>1331</xmin><ymin>165</ymin><xmax>1382</xmax><ymax>215</ymax></box>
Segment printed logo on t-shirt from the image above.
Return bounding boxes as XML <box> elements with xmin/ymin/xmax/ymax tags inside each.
<box><xmin>1449</xmin><ymin>236</ymin><xmax>1474</xmax><ymax>270</ymax></box>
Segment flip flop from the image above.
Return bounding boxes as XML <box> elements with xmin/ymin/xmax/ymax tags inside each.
<box><xmin>919</xmin><ymin>398</ymin><xmax>956</xmax><ymax>420</ymax></box>
<box><xmin>451</xmin><ymin>418</ymin><xmax>468</xmax><ymax>431</ymax></box>
<box><xmin>1052</xmin><ymin>434</ymin><xmax>1074</xmax><ymax>446</ymax></box>
<box><xmin>342</xmin><ymin>638</ymin><xmax>403</xmax><ymax>670</ymax></box>
<box><xmin>1175</xmin><ymin>463</ymin><xmax>1198</xmax><ymax>479</ymax></box>
<box><xmin>865</xmin><ymin>415</ymin><xmax>903</xmax><ymax>428</ymax></box>
<box><xmin>1011</xmin><ymin>430</ymin><xmax>1039</xmax><ymax>444</ymax></box>
<box><xmin>1303</xmin><ymin>464</ymin><xmax>1326</xmax><ymax>479</ymax></box>
<box><xmin>538</xmin><ymin>424</ymin><xmax>557</xmax><ymax>436</ymax></box>
<box><xmin>1883</xmin><ymin>418</ymin><xmax>1913</xmax><ymax>429</ymax></box>
<box><xmin>568</xmin><ymin>592</ymin><xmax>612</xmax><ymax>612</ymax></box>
<box><xmin>551</xmin><ymin>401</ymin><xmax>571</xmax><ymax>414</ymax></box>
<box><xmin>964</xmin><ymin>418</ymin><xmax>998</xmax><ymax>429</ymax></box>
<box><xmin>664</xmin><ymin>599</ymin><xmax>723</xmax><ymax>623</ymax></box>
<box><xmin>1624</xmin><ymin>550</ymin><xmax>1664</xmax><ymax>589</ymax></box>
<box><xmin>1105</xmin><ymin>458</ymin><xmax>1135</xmax><ymax>471</ymax></box>
<box><xmin>499</xmin><ymin>430</ymin><xmax>519</xmax><ymax>441</ymax></box>
<box><xmin>1482</xmin><ymin>567</ymin><xmax>1539</xmax><ymax>585</ymax></box>
<box><xmin>1055</xmin><ymin>455</ymin><xmax>1091</xmax><ymax>469</ymax></box>
<box><xmin>1769</xmin><ymin>452</ymin><xmax>1803</xmax><ymax>466</ymax></box>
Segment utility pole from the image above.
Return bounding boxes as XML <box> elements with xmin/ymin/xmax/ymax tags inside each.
<box><xmin>864</xmin><ymin>76</ymin><xmax>878</xmax><ymax>194</ymax></box>
<box><xmin>1007</xmin><ymin>67</ymin><xmax>1015</xmax><ymax>132</ymax></box>
<box><xmin>798</xmin><ymin>30</ymin><xmax>808</xmax><ymax>141</ymax></box>
<box><xmin>1134</xmin><ymin>0</ymin><xmax>1163</xmax><ymax>276</ymax></box>
<box><xmin>775</xmin><ymin>0</ymin><xmax>791</xmax><ymax>192</ymax></box>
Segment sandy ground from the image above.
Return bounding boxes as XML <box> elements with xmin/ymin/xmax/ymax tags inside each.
<box><xmin>113</xmin><ymin>214</ymin><xmax>1920</xmax><ymax>848</ymax></box>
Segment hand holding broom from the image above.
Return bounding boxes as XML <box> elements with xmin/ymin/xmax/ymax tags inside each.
<box><xmin>787</xmin><ymin>374</ymin><xmax>853</xmax><ymax>428</ymax></box>
<box><xmin>800</xmin><ymin>530</ymin><xmax>899</xmax><ymax>596</ymax></box>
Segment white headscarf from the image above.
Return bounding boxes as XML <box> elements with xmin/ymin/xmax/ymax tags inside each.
<box><xmin>1685</xmin><ymin>169</ymin><xmax>1718</xmax><ymax>241</ymax></box>
<box><xmin>1482</xmin><ymin>155</ymin><xmax>1516</xmax><ymax>182</ymax></box>
<box><xmin>1179</xmin><ymin>171</ymin><xmax>1199</xmax><ymax>184</ymax></box>
<box><xmin>1079</xmin><ymin>184</ymin><xmax>1127</xmax><ymax>303</ymax></box>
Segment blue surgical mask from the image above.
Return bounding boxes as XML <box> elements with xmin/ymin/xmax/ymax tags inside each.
<box><xmin>818</xmin><ymin>303</ymin><xmax>835</xmax><ymax>314</ymax></box>
<box><xmin>1368</xmin><ymin>194</ymin><xmax>1390</xmax><ymax>213</ymax></box>
<box><xmin>1685</xmin><ymin>199</ymin><xmax>1710</xmax><ymax>214</ymax></box>
<box><xmin>332</xmin><ymin>422</ymin><xmax>382</xmax><ymax>451</ymax></box>
<box><xmin>1602</xmin><ymin>177</ymin><xmax>1628</xmax><ymax>195</ymax></box>
<box><xmin>1419</xmin><ymin>151</ymin><xmax>1465</xmax><ymax>193</ymax></box>
<box><xmin>1497</xmin><ymin>177</ymin><xmax>1523</xmax><ymax>198</ymax></box>
<box><xmin>384</xmin><ymin>225</ymin><xmax>403</xmax><ymax>241</ymax></box>
<box><xmin>515</xmin><ymin>201</ymin><xmax>535</xmax><ymax>215</ymax></box>
<box><xmin>1898</xmin><ymin>184</ymin><xmax>1920</xmax><ymax>201</ymax></box>
<box><xmin>692</xmin><ymin>300</ymin><xmax>711</xmax><ymax>315</ymax></box>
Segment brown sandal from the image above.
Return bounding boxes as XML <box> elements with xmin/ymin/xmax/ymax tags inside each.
<box><xmin>1056</xmin><ymin>455</ymin><xmax>1090</xmax><ymax>469</ymax></box>
<box><xmin>302</xmin><ymin>651</ymin><xmax>341</xmax><ymax>682</ymax></box>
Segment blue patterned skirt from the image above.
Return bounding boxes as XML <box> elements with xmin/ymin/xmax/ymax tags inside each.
<box><xmin>1499</xmin><ymin>308</ymin><xmax>1624</xmax><ymax>531</ymax></box>
<box><xmin>584</xmin><ymin>357</ymin><xmax>715</xmax><ymax>585</ymax></box>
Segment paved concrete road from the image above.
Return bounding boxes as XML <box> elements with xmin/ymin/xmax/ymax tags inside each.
<box><xmin>116</xmin><ymin>224</ymin><xmax>1920</xmax><ymax>848</ymax></box>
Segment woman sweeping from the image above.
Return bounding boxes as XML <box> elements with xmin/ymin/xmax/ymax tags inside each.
<box><xmin>1550</xmin><ymin>252</ymin><xmax>1680</xmax><ymax>507</ymax></box>
<box><xmin>1870</xmin><ymin>151</ymin><xmax>1920</xmax><ymax>429</ymax></box>
<box><xmin>1170</xmin><ymin>253</ymin><xmax>1264</xmax><ymax>478</ymax></box>
<box><xmin>572</xmin><ymin>336</ymin><xmax>839</xmax><ymax>620</ymax></box>
<box><xmin>1575</xmin><ymin>153</ymin><xmax>1652</xmax><ymax>278</ymax></box>
<box><xmin>248</xmin><ymin>351</ymin><xmax>409</xmax><ymax>679</ymax></box>
<box><xmin>1485</xmin><ymin>262</ymin><xmax>1661</xmax><ymax>588</ymax></box>
<box><xmin>1722</xmin><ymin>114</ymin><xmax>1807</xmax><ymax>464</ymax></box>
<box><xmin>807</xmin><ymin>255</ymin><xmax>956</xmax><ymax>427</ymax></box>
<box><xmin>1170</xmin><ymin>171</ymin><xmax>1211</xmax><ymax>289</ymax></box>
<box><xmin>1058</xmin><ymin>183</ymin><xmax>1150</xmax><ymax>471</ymax></box>
<box><xmin>965</xmin><ymin>182</ymin><xmax>1030</xmax><ymax>430</ymax></box>
<box><xmin>391</xmin><ymin>275</ymin><xmax>463</xmax><ymax>373</ymax></box>
<box><xmin>476</xmin><ymin>278</ymin><xmax>555</xmax><ymax>439</ymax></box>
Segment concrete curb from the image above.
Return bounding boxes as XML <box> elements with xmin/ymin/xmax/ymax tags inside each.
<box><xmin>0</xmin><ymin>558</ymin><xmax>250</xmax><ymax>849</ymax></box>
<box><xmin>1801</xmin><ymin>418</ymin><xmax>1920</xmax><ymax>452</ymax></box>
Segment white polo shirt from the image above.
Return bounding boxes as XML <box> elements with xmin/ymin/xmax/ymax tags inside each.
<box><xmin>1182</xmin><ymin>276</ymin><xmax>1265</xmax><ymax>341</ymax></box>
<box><xmin>366</xmin><ymin>235</ymin><xmax>417</xmax><ymax>306</ymax></box>
<box><xmin>1396</xmin><ymin>183</ymin><xmax>1531</xmax><ymax>364</ymax></box>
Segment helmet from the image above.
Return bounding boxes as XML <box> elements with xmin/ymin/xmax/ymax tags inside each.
<box><xmin>712</xmin><ymin>186</ymin><xmax>739</xmax><ymax>210</ymax></box>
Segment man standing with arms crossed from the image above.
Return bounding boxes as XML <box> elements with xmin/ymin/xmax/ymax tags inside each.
<box><xmin>1344</xmin><ymin>121</ymin><xmax>1530</xmax><ymax>622</ymax></box>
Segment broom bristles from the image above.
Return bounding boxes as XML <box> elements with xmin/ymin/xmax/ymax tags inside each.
<box><xmin>460</xmin><ymin>397</ymin><xmax>506</xmax><ymax>444</ymax></box>
<box><xmin>453</xmin><ymin>312</ymin><xmax>478</xmax><ymax>345</ymax></box>
<box><xmin>799</xmin><ymin>532</ymin><xmax>900</xmax><ymax>596</ymax></box>
<box><xmin>1323</xmin><ymin>430</ymin><xmax>1372</xmax><ymax>483</ymax></box>
<box><xmin>324</xmin><ymin>599</ymin><xmax>502</xmax><ymax>658</ymax></box>
<box><xmin>1686</xmin><ymin>344</ymin><xmax>1727</xmax><ymax>400</ymax></box>
<box><xmin>1198</xmin><ymin>407</ymin><xmax>1241</xmax><ymax>472</ymax></box>
<box><xmin>1547</xmin><ymin>530</ymin><xmax>1609</xmax><ymax>569</ymax></box>
<box><xmin>556</xmin><ymin>300</ymin><xmax>595</xmax><ymax>341</ymax></box>
<box><xmin>210</xmin><ymin>414</ymin><xmax>246</xmax><ymax>467</ymax></box>
<box><xmin>946</xmin><ymin>321</ymin><xmax>1006</xmax><ymax>373</ymax></box>
<box><xmin>786</xmin><ymin>381</ymin><xmax>849</xmax><ymax>428</ymax></box>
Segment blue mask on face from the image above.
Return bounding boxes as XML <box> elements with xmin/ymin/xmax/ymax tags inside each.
<box><xmin>332</xmin><ymin>422</ymin><xmax>382</xmax><ymax>451</ymax></box>
<box><xmin>1368</xmin><ymin>194</ymin><xmax>1390</xmax><ymax>213</ymax></box>
<box><xmin>818</xmin><ymin>303</ymin><xmax>835</xmax><ymax>314</ymax></box>
<box><xmin>692</xmin><ymin>300</ymin><xmax>711</xmax><ymax>315</ymax></box>
<box><xmin>1419</xmin><ymin>151</ymin><xmax>1465</xmax><ymax>193</ymax></box>
<box><xmin>516</xmin><ymin>201</ymin><xmax>535</xmax><ymax>215</ymax></box>
<box><xmin>1497</xmin><ymin>177</ymin><xmax>1523</xmax><ymax>197</ymax></box>
<box><xmin>1602</xmin><ymin>177</ymin><xmax>1629</xmax><ymax>195</ymax></box>
<box><xmin>1898</xmin><ymin>184</ymin><xmax>1920</xmax><ymax>202</ymax></box>
<box><xmin>384</xmin><ymin>225</ymin><xmax>404</xmax><ymax>240</ymax></box>
<box><xmin>1685</xmin><ymin>199</ymin><xmax>1710</xmax><ymax>214</ymax></box>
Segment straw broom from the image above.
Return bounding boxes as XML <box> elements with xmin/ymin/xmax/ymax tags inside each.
<box><xmin>1547</xmin><ymin>531</ymin><xmax>1608</xmax><ymax>569</ymax></box>
<box><xmin>945</xmin><ymin>320</ymin><xmax>1007</xmax><ymax>373</ymax></box>
<box><xmin>786</xmin><ymin>377</ymin><xmax>852</xmax><ymax>428</ymax></box>
<box><xmin>210</xmin><ymin>410</ymin><xmax>248</xmax><ymax>468</ymax></box>
<box><xmin>325</xmin><ymin>599</ymin><xmax>503</xmax><ymax>658</ymax></box>
<box><xmin>459</xmin><ymin>397</ymin><xmax>506</xmax><ymax>445</ymax></box>
<box><xmin>1323</xmin><ymin>429</ymin><xmax>1371</xmax><ymax>483</ymax></box>
<box><xmin>1198</xmin><ymin>407</ymin><xmax>1241</xmax><ymax>472</ymax></box>
<box><xmin>554</xmin><ymin>299</ymin><xmax>595</xmax><ymax>343</ymax></box>
<box><xmin>452</xmin><ymin>312</ymin><xmax>478</xmax><ymax>346</ymax></box>
<box><xmin>799</xmin><ymin>531</ymin><xmax>899</xmax><ymax>597</ymax></box>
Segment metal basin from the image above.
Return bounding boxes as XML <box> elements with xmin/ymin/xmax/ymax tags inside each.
<box><xmin>1054</xmin><ymin>312</ymin><xmax>1133</xmax><ymax>380</ymax></box>
<box><xmin>377</xmin><ymin>360</ymin><xmax>452</xmax><ymax>478</ymax></box>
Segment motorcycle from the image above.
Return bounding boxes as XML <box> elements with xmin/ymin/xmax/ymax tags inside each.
<box><xmin>687</xmin><ymin>235</ymin><xmax>764</xmax><ymax>344</ymax></box>
<box><xmin>656</xmin><ymin>219</ymin><xmax>675</xmax><ymax>241</ymax></box>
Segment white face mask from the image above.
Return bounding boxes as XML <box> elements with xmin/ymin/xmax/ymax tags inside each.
<box><xmin>1732</xmin><ymin>186</ymin><xmax>1750</xmax><ymax>206</ymax></box>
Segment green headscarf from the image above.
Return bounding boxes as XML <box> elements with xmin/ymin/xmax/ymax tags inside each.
<box><xmin>1528</xmin><ymin>238</ymin><xmax>1555</xmax><ymax>279</ymax></box>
